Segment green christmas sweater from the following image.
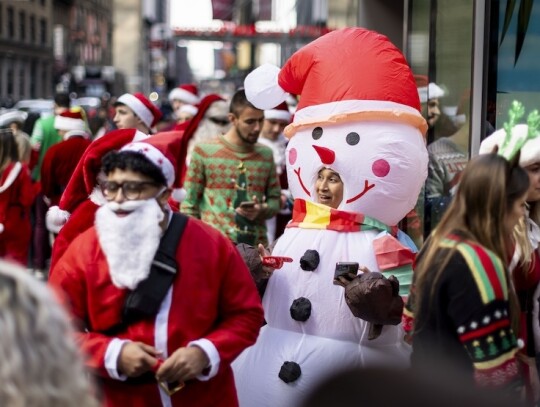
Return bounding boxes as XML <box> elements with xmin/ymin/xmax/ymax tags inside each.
<box><xmin>181</xmin><ymin>135</ymin><xmax>281</xmax><ymax>246</ymax></box>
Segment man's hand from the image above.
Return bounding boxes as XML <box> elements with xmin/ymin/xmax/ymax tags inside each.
<box><xmin>117</xmin><ymin>342</ymin><xmax>161</xmax><ymax>377</ymax></box>
<box><xmin>235</xmin><ymin>195</ymin><xmax>265</xmax><ymax>221</ymax></box>
<box><xmin>156</xmin><ymin>346</ymin><xmax>210</xmax><ymax>383</ymax></box>
<box><xmin>334</xmin><ymin>265</ymin><xmax>369</xmax><ymax>287</ymax></box>
<box><xmin>258</xmin><ymin>243</ymin><xmax>275</xmax><ymax>279</ymax></box>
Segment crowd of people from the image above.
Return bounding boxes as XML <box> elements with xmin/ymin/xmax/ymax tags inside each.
<box><xmin>0</xmin><ymin>26</ymin><xmax>538</xmax><ymax>407</ymax></box>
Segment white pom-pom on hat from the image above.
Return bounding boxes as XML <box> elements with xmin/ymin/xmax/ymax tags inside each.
<box><xmin>46</xmin><ymin>206</ymin><xmax>71</xmax><ymax>234</ymax></box>
<box><xmin>171</xmin><ymin>188</ymin><xmax>186</xmax><ymax>203</ymax></box>
<box><xmin>244</xmin><ymin>63</ymin><xmax>288</xmax><ymax>110</ymax></box>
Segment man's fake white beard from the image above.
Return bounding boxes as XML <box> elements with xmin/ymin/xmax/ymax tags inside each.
<box><xmin>95</xmin><ymin>198</ymin><xmax>165</xmax><ymax>290</ymax></box>
<box><xmin>194</xmin><ymin>118</ymin><xmax>226</xmax><ymax>143</ymax></box>
<box><xmin>89</xmin><ymin>187</ymin><xmax>108</xmax><ymax>206</ymax></box>
<box><xmin>187</xmin><ymin>118</ymin><xmax>231</xmax><ymax>164</ymax></box>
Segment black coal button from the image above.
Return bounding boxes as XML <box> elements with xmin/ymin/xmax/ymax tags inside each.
<box><xmin>300</xmin><ymin>250</ymin><xmax>320</xmax><ymax>271</ymax></box>
<box><xmin>290</xmin><ymin>297</ymin><xmax>311</xmax><ymax>321</ymax></box>
<box><xmin>278</xmin><ymin>361</ymin><xmax>301</xmax><ymax>383</ymax></box>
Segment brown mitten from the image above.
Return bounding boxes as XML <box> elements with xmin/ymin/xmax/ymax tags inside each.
<box><xmin>236</xmin><ymin>243</ymin><xmax>264</xmax><ymax>282</ymax></box>
<box><xmin>344</xmin><ymin>272</ymin><xmax>404</xmax><ymax>326</ymax></box>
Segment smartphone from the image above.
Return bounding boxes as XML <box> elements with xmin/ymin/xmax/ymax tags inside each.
<box><xmin>334</xmin><ymin>262</ymin><xmax>359</xmax><ymax>280</ymax></box>
<box><xmin>240</xmin><ymin>201</ymin><xmax>256</xmax><ymax>209</ymax></box>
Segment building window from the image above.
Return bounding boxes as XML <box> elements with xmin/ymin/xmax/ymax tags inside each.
<box><xmin>30</xmin><ymin>15</ymin><xmax>35</xmax><ymax>43</ymax></box>
<box><xmin>8</xmin><ymin>8</ymin><xmax>14</xmax><ymax>39</ymax></box>
<box><xmin>19</xmin><ymin>66</ymin><xmax>25</xmax><ymax>97</ymax></box>
<box><xmin>40</xmin><ymin>18</ymin><xmax>47</xmax><ymax>45</ymax></box>
<box><xmin>30</xmin><ymin>60</ymin><xmax>37</xmax><ymax>97</ymax></box>
<box><xmin>20</xmin><ymin>11</ymin><xmax>26</xmax><ymax>42</ymax></box>
<box><xmin>406</xmin><ymin>0</ymin><xmax>475</xmax><ymax>243</ymax></box>
<box><xmin>7</xmin><ymin>66</ymin><xmax>14</xmax><ymax>96</ymax></box>
<box><xmin>487</xmin><ymin>2</ymin><xmax>540</xmax><ymax>128</ymax></box>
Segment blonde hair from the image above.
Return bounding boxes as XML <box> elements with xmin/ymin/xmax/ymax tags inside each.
<box><xmin>513</xmin><ymin>217</ymin><xmax>532</xmax><ymax>268</ymax></box>
<box><xmin>0</xmin><ymin>260</ymin><xmax>98</xmax><ymax>407</ymax></box>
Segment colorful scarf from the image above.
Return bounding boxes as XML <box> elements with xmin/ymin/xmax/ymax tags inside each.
<box><xmin>287</xmin><ymin>199</ymin><xmax>415</xmax><ymax>295</ymax></box>
<box><xmin>288</xmin><ymin>198</ymin><xmax>399</xmax><ymax>235</ymax></box>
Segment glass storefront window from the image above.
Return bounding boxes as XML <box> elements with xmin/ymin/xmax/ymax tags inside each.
<box><xmin>487</xmin><ymin>0</ymin><xmax>540</xmax><ymax>128</ymax></box>
<box><xmin>405</xmin><ymin>0</ymin><xmax>475</xmax><ymax>245</ymax></box>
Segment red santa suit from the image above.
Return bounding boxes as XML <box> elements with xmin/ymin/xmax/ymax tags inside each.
<box><xmin>0</xmin><ymin>162</ymin><xmax>38</xmax><ymax>265</ymax></box>
<box><xmin>50</xmin><ymin>199</ymin><xmax>100</xmax><ymax>271</ymax></box>
<box><xmin>41</xmin><ymin>134</ymin><xmax>91</xmax><ymax>206</ymax></box>
<box><xmin>50</xmin><ymin>217</ymin><xmax>264</xmax><ymax>407</ymax></box>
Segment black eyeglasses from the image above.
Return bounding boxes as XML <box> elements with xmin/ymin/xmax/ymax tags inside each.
<box><xmin>208</xmin><ymin>117</ymin><xmax>229</xmax><ymax>126</ymax></box>
<box><xmin>100</xmin><ymin>181</ymin><xmax>160</xmax><ymax>201</ymax></box>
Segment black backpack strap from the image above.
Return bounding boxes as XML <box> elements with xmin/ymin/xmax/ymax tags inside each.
<box><xmin>122</xmin><ymin>213</ymin><xmax>188</xmax><ymax>324</ymax></box>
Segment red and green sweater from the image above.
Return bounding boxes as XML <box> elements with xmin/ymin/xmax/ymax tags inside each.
<box><xmin>405</xmin><ymin>234</ymin><xmax>523</xmax><ymax>389</ymax></box>
<box><xmin>181</xmin><ymin>135</ymin><xmax>281</xmax><ymax>246</ymax></box>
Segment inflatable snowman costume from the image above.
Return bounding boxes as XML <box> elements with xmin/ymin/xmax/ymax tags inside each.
<box><xmin>233</xmin><ymin>28</ymin><xmax>429</xmax><ymax>407</ymax></box>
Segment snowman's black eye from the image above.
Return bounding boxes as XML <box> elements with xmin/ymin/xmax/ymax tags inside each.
<box><xmin>312</xmin><ymin>127</ymin><xmax>323</xmax><ymax>140</ymax></box>
<box><xmin>346</xmin><ymin>132</ymin><xmax>360</xmax><ymax>145</ymax></box>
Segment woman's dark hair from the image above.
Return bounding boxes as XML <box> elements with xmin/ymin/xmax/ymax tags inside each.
<box><xmin>0</xmin><ymin>130</ymin><xmax>19</xmax><ymax>172</ymax></box>
<box><xmin>101</xmin><ymin>150</ymin><xmax>167</xmax><ymax>186</ymax></box>
<box><xmin>22</xmin><ymin>112</ymin><xmax>41</xmax><ymax>135</ymax></box>
<box><xmin>507</xmin><ymin>162</ymin><xmax>530</xmax><ymax>209</ymax></box>
<box><xmin>414</xmin><ymin>153</ymin><xmax>529</xmax><ymax>336</ymax></box>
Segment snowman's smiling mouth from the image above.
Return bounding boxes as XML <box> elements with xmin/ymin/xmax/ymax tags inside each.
<box><xmin>345</xmin><ymin>180</ymin><xmax>375</xmax><ymax>203</ymax></box>
<box><xmin>293</xmin><ymin>167</ymin><xmax>375</xmax><ymax>203</ymax></box>
<box><xmin>293</xmin><ymin>167</ymin><xmax>311</xmax><ymax>197</ymax></box>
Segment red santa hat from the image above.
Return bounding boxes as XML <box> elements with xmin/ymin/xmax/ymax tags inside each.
<box><xmin>54</xmin><ymin>108</ymin><xmax>87</xmax><ymax>132</ymax></box>
<box><xmin>419</xmin><ymin>83</ymin><xmax>445</xmax><ymax>104</ymax></box>
<box><xmin>120</xmin><ymin>131</ymin><xmax>185</xmax><ymax>201</ymax></box>
<box><xmin>46</xmin><ymin>128</ymin><xmax>148</xmax><ymax>233</ymax></box>
<box><xmin>179</xmin><ymin>104</ymin><xmax>199</xmax><ymax>117</ymax></box>
<box><xmin>168</xmin><ymin>83</ymin><xmax>200</xmax><ymax>105</ymax></box>
<box><xmin>264</xmin><ymin>101</ymin><xmax>292</xmax><ymax>123</ymax></box>
<box><xmin>115</xmin><ymin>93</ymin><xmax>163</xmax><ymax>128</ymax></box>
<box><xmin>244</xmin><ymin>27</ymin><xmax>427</xmax><ymax>138</ymax></box>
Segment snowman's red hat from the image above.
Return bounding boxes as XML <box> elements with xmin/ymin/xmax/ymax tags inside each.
<box><xmin>245</xmin><ymin>27</ymin><xmax>427</xmax><ymax>138</ymax></box>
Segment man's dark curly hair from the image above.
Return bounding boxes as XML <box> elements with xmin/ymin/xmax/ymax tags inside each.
<box><xmin>101</xmin><ymin>150</ymin><xmax>167</xmax><ymax>186</ymax></box>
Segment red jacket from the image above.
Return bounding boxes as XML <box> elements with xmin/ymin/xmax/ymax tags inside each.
<box><xmin>50</xmin><ymin>216</ymin><xmax>264</xmax><ymax>407</ymax></box>
<box><xmin>50</xmin><ymin>199</ymin><xmax>100</xmax><ymax>272</ymax></box>
<box><xmin>41</xmin><ymin>137</ymin><xmax>91</xmax><ymax>206</ymax></box>
<box><xmin>0</xmin><ymin>162</ymin><xmax>38</xmax><ymax>265</ymax></box>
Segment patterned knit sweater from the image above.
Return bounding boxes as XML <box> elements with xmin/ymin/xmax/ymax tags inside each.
<box><xmin>404</xmin><ymin>235</ymin><xmax>522</xmax><ymax>389</ymax></box>
<box><xmin>181</xmin><ymin>135</ymin><xmax>281</xmax><ymax>246</ymax></box>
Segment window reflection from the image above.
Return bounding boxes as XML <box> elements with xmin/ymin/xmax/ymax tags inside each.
<box><xmin>404</xmin><ymin>0</ymin><xmax>474</xmax><ymax>244</ymax></box>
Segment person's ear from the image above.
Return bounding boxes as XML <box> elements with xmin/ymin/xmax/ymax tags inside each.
<box><xmin>158</xmin><ymin>188</ymin><xmax>172</xmax><ymax>206</ymax></box>
<box><xmin>227</xmin><ymin>112</ymin><xmax>236</xmax><ymax>124</ymax></box>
